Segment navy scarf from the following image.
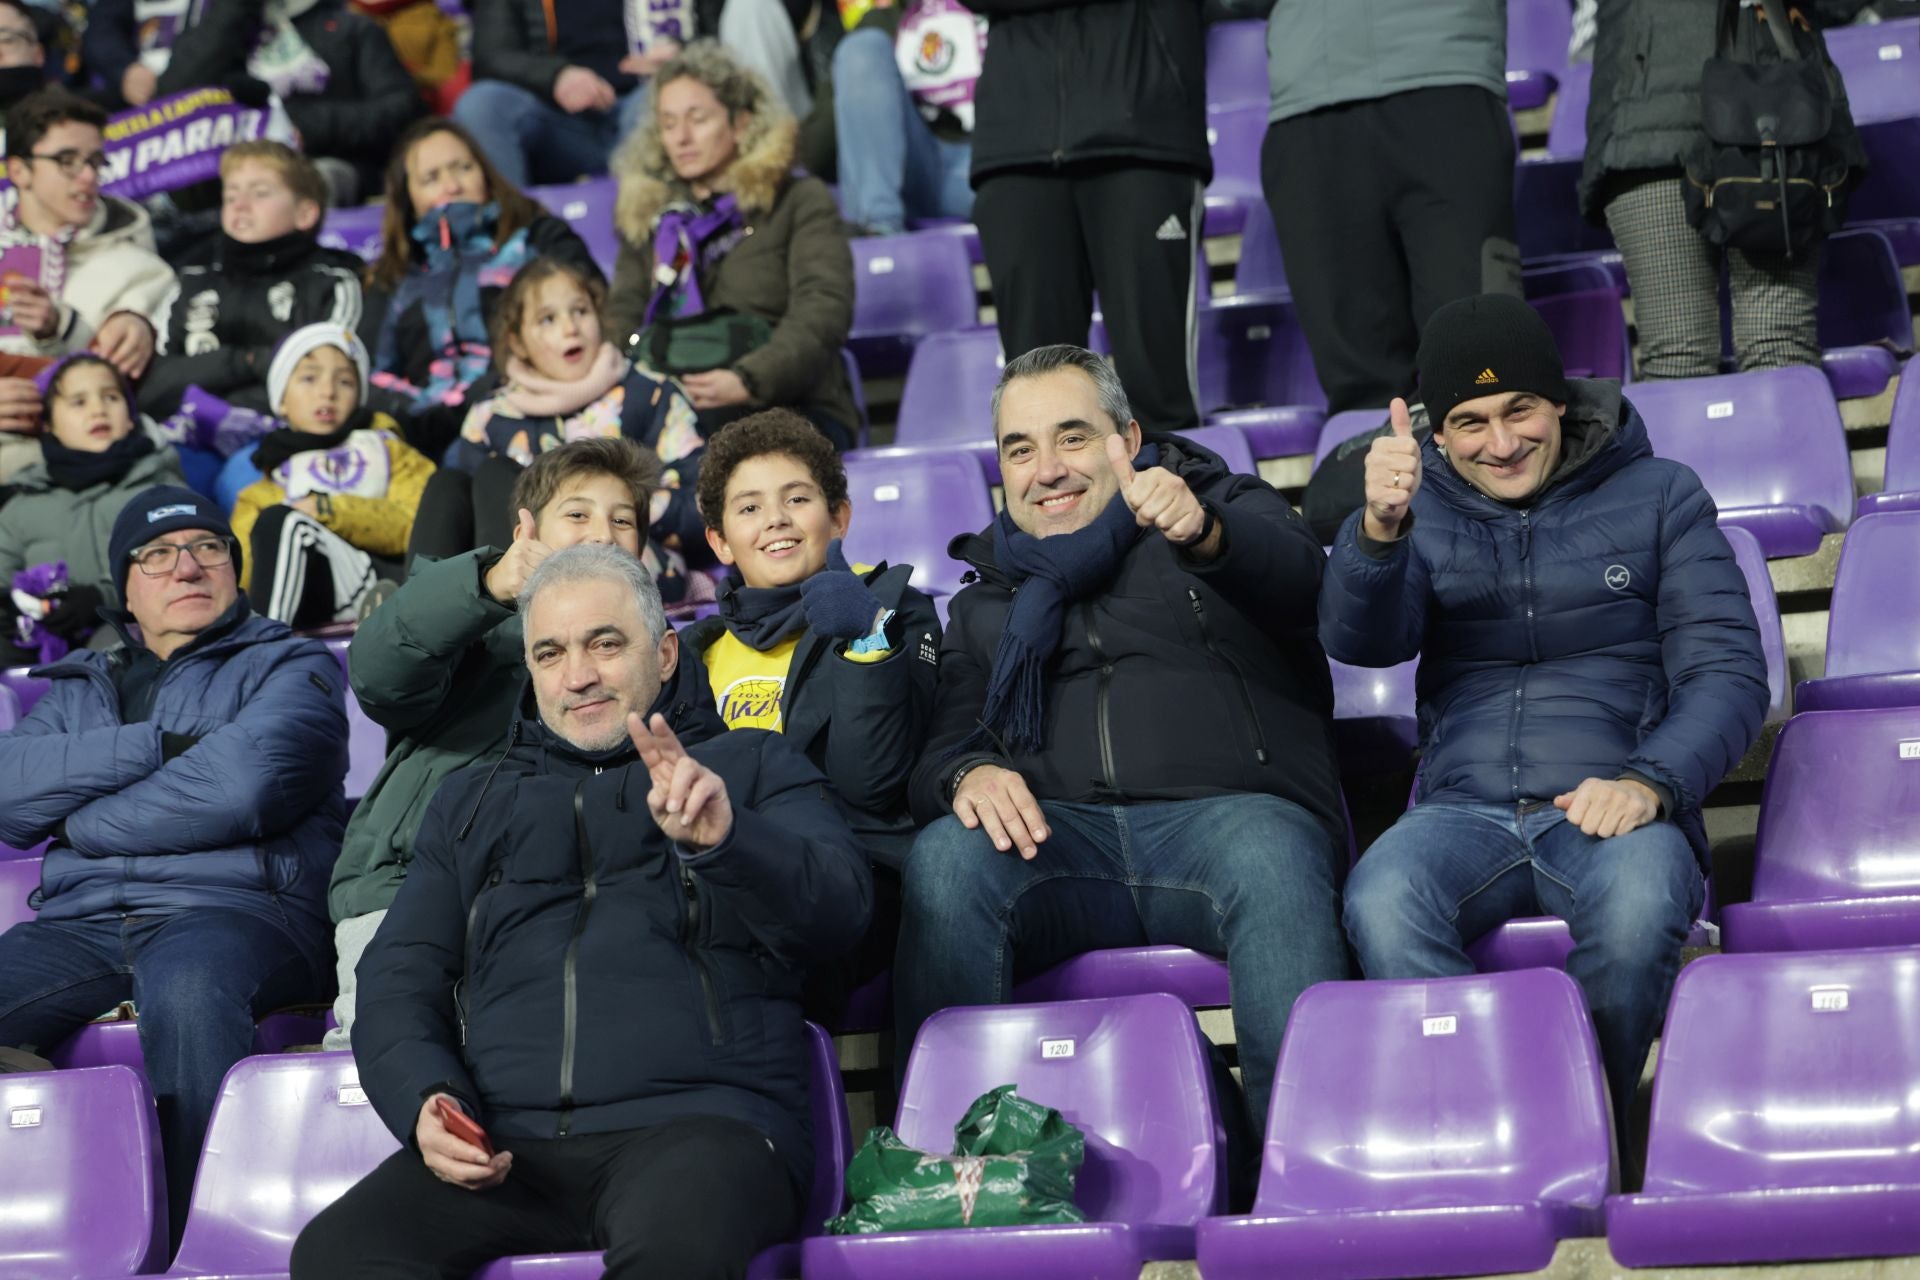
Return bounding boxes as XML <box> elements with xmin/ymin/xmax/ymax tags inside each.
<box><xmin>959</xmin><ymin>444</ymin><xmax>1160</xmax><ymax>758</ymax></box>
<box><xmin>717</xmin><ymin>536</ymin><xmax>856</xmax><ymax>651</ymax></box>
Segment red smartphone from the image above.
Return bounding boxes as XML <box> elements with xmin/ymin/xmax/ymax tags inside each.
<box><xmin>436</xmin><ymin>1096</ymin><xmax>494</xmax><ymax>1156</ymax></box>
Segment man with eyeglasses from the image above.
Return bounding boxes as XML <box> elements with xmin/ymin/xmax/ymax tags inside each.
<box><xmin>0</xmin><ymin>483</ymin><xmax>345</xmax><ymax>1246</ymax></box>
<box><xmin>0</xmin><ymin>88</ymin><xmax>176</xmax><ymax>482</ymax></box>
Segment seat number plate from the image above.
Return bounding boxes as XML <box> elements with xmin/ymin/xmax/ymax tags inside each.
<box><xmin>1811</xmin><ymin>986</ymin><xmax>1850</xmax><ymax>1013</ymax></box>
<box><xmin>1422</xmin><ymin>1015</ymin><xmax>1458</xmax><ymax>1037</ymax></box>
<box><xmin>1041</xmin><ymin>1038</ymin><xmax>1075</xmax><ymax>1059</ymax></box>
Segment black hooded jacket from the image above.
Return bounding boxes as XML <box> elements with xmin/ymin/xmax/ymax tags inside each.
<box><xmin>351</xmin><ymin>655</ymin><xmax>872</xmax><ymax>1187</ymax></box>
<box><xmin>908</xmin><ymin>433</ymin><xmax>1342</xmax><ymax>848</ymax></box>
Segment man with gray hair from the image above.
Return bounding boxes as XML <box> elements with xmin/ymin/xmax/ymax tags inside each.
<box><xmin>295</xmin><ymin>543</ymin><xmax>872</xmax><ymax>1279</ymax></box>
<box><xmin>899</xmin><ymin>343</ymin><xmax>1350</xmax><ymax>1148</ymax></box>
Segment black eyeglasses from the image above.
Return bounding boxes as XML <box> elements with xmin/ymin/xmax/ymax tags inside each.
<box><xmin>129</xmin><ymin>537</ymin><xmax>234</xmax><ymax>577</ymax></box>
<box><xmin>29</xmin><ymin>149</ymin><xmax>109</xmax><ymax>179</ymax></box>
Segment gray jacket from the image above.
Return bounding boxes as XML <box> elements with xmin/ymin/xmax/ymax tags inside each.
<box><xmin>1261</xmin><ymin>0</ymin><xmax>1507</xmax><ymax>124</ymax></box>
<box><xmin>0</xmin><ymin>439</ymin><xmax>186</xmax><ymax>598</ymax></box>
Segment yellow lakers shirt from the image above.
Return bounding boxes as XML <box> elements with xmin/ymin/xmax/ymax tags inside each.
<box><xmin>704</xmin><ymin>623</ymin><xmax>892</xmax><ymax>733</ymax></box>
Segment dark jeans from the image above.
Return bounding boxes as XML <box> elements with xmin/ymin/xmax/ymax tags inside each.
<box><xmin>291</xmin><ymin>1115</ymin><xmax>801</xmax><ymax>1280</ymax></box>
<box><xmin>406</xmin><ymin>455</ymin><xmax>523</xmax><ymax>566</ymax></box>
<box><xmin>896</xmin><ymin>793</ymin><xmax>1350</xmax><ymax>1136</ymax></box>
<box><xmin>1343</xmin><ymin>801</ymin><xmax>1703</xmax><ymax>1124</ymax></box>
<box><xmin>0</xmin><ymin>909</ymin><xmax>328</xmax><ymax>1242</ymax></box>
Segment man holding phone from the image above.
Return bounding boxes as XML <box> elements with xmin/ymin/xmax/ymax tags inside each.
<box><xmin>293</xmin><ymin>543</ymin><xmax>872</xmax><ymax>1280</ymax></box>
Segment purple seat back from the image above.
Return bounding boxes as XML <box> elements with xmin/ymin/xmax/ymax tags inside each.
<box><xmin>898</xmin><ymin>994</ymin><xmax>1226</xmax><ymax>1225</ymax></box>
<box><xmin>1622</xmin><ymin>367</ymin><xmax>1853</xmax><ymax>558</ymax></box>
<box><xmin>841</xmin><ymin>348</ymin><xmax>870</xmax><ymax>447</ymax></box>
<box><xmin>0</xmin><ymin>856</ymin><xmax>40</xmax><ymax>935</ymax></box>
<box><xmin>1205</xmin><ymin>104</ymin><xmax>1265</xmax><ymax>202</ymax></box>
<box><xmin>1197</xmin><ymin>294</ymin><xmax>1326</xmax><ymax>415</ymax></box>
<box><xmin>168</xmin><ymin>1052</ymin><xmax>400</xmax><ymax>1275</ymax></box>
<box><xmin>1826</xmin><ymin>18</ymin><xmax>1920</xmax><ymax>125</ymax></box>
<box><xmin>1178</xmin><ymin>425</ymin><xmax>1257</xmax><ymax>474</ymax></box>
<box><xmin>1818</xmin><ymin>228</ymin><xmax>1912</xmax><ymax>354</ymax></box>
<box><xmin>1825</xmin><ymin>511</ymin><xmax>1920</xmax><ymax>679</ymax></box>
<box><xmin>327</xmin><ymin>640</ymin><xmax>387</xmax><ymax>802</ymax></box>
<box><xmin>1641</xmin><ymin>950</ymin><xmax>1920</xmax><ymax>1195</ymax></box>
<box><xmin>1747</xmin><ymin>706</ymin><xmax>1920</xmax><ymax>906</ymax></box>
<box><xmin>1508</xmin><ymin>0</ymin><xmax>1573</xmax><ymax>77</ymax></box>
<box><xmin>1234</xmin><ymin>199</ymin><xmax>1286</xmax><ymax>294</ymax></box>
<box><xmin>895</xmin><ymin>327</ymin><xmax>1004</xmax><ymax>448</ymax></box>
<box><xmin>527</xmin><ymin>177</ymin><xmax>620</xmax><ymax>274</ymax></box>
<box><xmin>1530</xmin><ymin>288</ymin><xmax>1628</xmax><ymax>381</ymax></box>
<box><xmin>0</xmin><ymin>681</ymin><xmax>15</xmax><ymax>732</ymax></box>
<box><xmin>848</xmin><ymin>233</ymin><xmax>978</xmax><ymax>377</ymax></box>
<box><xmin>1330</xmin><ymin>657</ymin><xmax>1416</xmax><ymax>722</ymax></box>
<box><xmin>1205</xmin><ymin>20</ymin><xmax>1269</xmax><ymax>112</ymax></box>
<box><xmin>317</xmin><ymin>203</ymin><xmax>386</xmax><ymax>263</ymax></box>
<box><xmin>1312</xmin><ymin>408</ymin><xmax>1390</xmax><ymax>468</ymax></box>
<box><xmin>0</xmin><ymin>1065</ymin><xmax>167</xmax><ymax>1279</ymax></box>
<box><xmin>1012</xmin><ymin>946</ymin><xmax>1231</xmax><ymax>1008</ymax></box>
<box><xmin>1876</xmin><ymin>368</ymin><xmax>1920</xmax><ymax>506</ymax></box>
<box><xmin>1544</xmin><ymin>60</ymin><xmax>1591</xmax><ymax>158</ymax></box>
<box><xmin>1723</xmin><ymin>526</ymin><xmax>1789</xmax><ymax>721</ymax></box>
<box><xmin>2</xmin><ymin>666</ymin><xmax>47</xmax><ymax>715</ymax></box>
<box><xmin>841</xmin><ymin>449</ymin><xmax>994</xmax><ymax>597</ymax></box>
<box><xmin>1258</xmin><ymin>971</ymin><xmax>1611</xmax><ymax>1216</ymax></box>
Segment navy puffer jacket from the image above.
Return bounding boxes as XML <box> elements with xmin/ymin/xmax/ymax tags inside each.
<box><xmin>1318</xmin><ymin>379</ymin><xmax>1767</xmax><ymax>860</ymax></box>
<box><xmin>0</xmin><ymin>605</ymin><xmax>348</xmax><ymax>943</ymax></box>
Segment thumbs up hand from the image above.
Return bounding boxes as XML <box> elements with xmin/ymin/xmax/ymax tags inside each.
<box><xmin>1104</xmin><ymin>433</ymin><xmax>1212</xmax><ymax>550</ymax></box>
<box><xmin>1362</xmin><ymin>398</ymin><xmax>1423</xmax><ymax>542</ymax></box>
<box><xmin>483</xmin><ymin>507</ymin><xmax>556</xmax><ymax>604</ymax></box>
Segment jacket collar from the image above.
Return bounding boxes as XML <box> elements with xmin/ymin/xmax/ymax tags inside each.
<box><xmin>37</xmin><ymin>595</ymin><xmax>269</xmax><ymax>679</ymax></box>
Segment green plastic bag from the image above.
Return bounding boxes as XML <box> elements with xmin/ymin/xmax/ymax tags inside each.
<box><xmin>825</xmin><ymin>1084</ymin><xmax>1087</xmax><ymax>1234</ymax></box>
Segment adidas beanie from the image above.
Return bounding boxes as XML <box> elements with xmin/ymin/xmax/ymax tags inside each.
<box><xmin>1415</xmin><ymin>293</ymin><xmax>1570</xmax><ymax>428</ymax></box>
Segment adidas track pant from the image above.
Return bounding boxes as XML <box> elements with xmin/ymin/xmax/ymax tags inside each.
<box><xmin>248</xmin><ymin>504</ymin><xmax>379</xmax><ymax>629</ymax></box>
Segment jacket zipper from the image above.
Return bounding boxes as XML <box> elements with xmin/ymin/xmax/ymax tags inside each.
<box><xmin>1511</xmin><ymin>513</ymin><xmax>1536</xmax><ymax>802</ymax></box>
<box><xmin>1187</xmin><ymin>588</ymin><xmax>1270</xmax><ymax>765</ymax></box>
<box><xmin>680</xmin><ymin>863</ymin><xmax>723</xmax><ymax>1043</ymax></box>
<box><xmin>556</xmin><ymin>777</ymin><xmax>600</xmax><ymax>1137</ymax></box>
<box><xmin>1052</xmin><ymin>13</ymin><xmax>1068</xmax><ymax>164</ymax></box>
<box><xmin>1080</xmin><ymin>603</ymin><xmax>1118</xmax><ymax>791</ymax></box>
<box><xmin>457</xmin><ymin>864</ymin><xmax>504</xmax><ymax>1046</ymax></box>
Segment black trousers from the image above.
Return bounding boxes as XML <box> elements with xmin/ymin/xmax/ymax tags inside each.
<box><xmin>290</xmin><ymin>1114</ymin><xmax>801</xmax><ymax>1280</ymax></box>
<box><xmin>406</xmin><ymin>455</ymin><xmax>524</xmax><ymax>566</ymax></box>
<box><xmin>974</xmin><ymin>163</ymin><xmax>1204</xmax><ymax>432</ymax></box>
<box><xmin>1261</xmin><ymin>84</ymin><xmax>1521</xmax><ymax>414</ymax></box>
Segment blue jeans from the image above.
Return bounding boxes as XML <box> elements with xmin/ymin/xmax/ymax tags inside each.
<box><xmin>1343</xmin><ymin>801</ymin><xmax>1703</xmax><ymax>1123</ymax></box>
<box><xmin>453</xmin><ymin>80</ymin><xmax>650</xmax><ymax>188</ymax></box>
<box><xmin>0</xmin><ymin>910</ymin><xmax>328</xmax><ymax>1243</ymax></box>
<box><xmin>897</xmin><ymin>793</ymin><xmax>1349</xmax><ymax>1135</ymax></box>
<box><xmin>831</xmin><ymin>28</ymin><xmax>974</xmax><ymax>234</ymax></box>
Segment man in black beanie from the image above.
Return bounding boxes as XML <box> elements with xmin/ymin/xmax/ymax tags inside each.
<box><xmin>0</xmin><ymin>482</ymin><xmax>345</xmax><ymax>1245</ymax></box>
<box><xmin>1318</xmin><ymin>293</ymin><xmax>1768</xmax><ymax>1134</ymax></box>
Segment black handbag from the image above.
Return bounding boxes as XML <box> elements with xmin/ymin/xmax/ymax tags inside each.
<box><xmin>1682</xmin><ymin>0</ymin><xmax>1852</xmax><ymax>259</ymax></box>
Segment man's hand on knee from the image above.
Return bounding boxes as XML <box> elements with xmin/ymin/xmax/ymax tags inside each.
<box><xmin>1553</xmin><ymin>777</ymin><xmax>1660</xmax><ymax>839</ymax></box>
<box><xmin>416</xmin><ymin>1094</ymin><xmax>510</xmax><ymax>1190</ymax></box>
<box><xmin>952</xmin><ymin>764</ymin><xmax>1049</xmax><ymax>861</ymax></box>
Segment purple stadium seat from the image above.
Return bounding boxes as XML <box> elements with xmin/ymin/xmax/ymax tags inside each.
<box><xmin>894</xmin><ymin>326</ymin><xmax>1006</xmax><ymax>450</ymax></box>
<box><xmin>1177</xmin><ymin>424</ymin><xmax>1257</xmax><ymax>474</ymax></box>
<box><xmin>1233</xmin><ymin>197</ymin><xmax>1285</xmax><ymax>294</ymax></box>
<box><xmin>1203</xmin><ymin>104</ymin><xmax>1265</xmax><ymax>237</ymax></box>
<box><xmin>847</xmin><ymin>232</ymin><xmax>979</xmax><ymax>379</ymax></box>
<box><xmin>1723</xmin><ymin>525</ymin><xmax>1790</xmax><ymax>721</ymax></box>
<box><xmin>1720</xmin><ymin>706</ymin><xmax>1920</xmax><ymax>953</ymax></box>
<box><xmin>1506</xmin><ymin>0</ymin><xmax>1573</xmax><ymax>112</ymax></box>
<box><xmin>325</xmin><ymin>639</ymin><xmax>387</xmax><ymax>802</ymax></box>
<box><xmin>1859</xmin><ymin>366</ymin><xmax>1920</xmax><ymax>517</ymax></box>
<box><xmin>526</xmin><ymin>177</ymin><xmax>620</xmax><ymax>275</ymax></box>
<box><xmin>1312</xmin><ymin>407</ymin><xmax>1389</xmax><ymax>468</ymax></box>
<box><xmin>904</xmin><ymin>216</ymin><xmax>983</xmax><ymax>265</ymax></box>
<box><xmin>841</xmin><ymin>449</ymin><xmax>995</xmax><ymax>598</ymax></box>
<box><xmin>1524</xmin><ymin>255</ymin><xmax>1627</xmax><ymax>297</ymax></box>
<box><xmin>156</xmin><ymin>1052</ymin><xmax>399</xmax><ymax>1277</ymax></box>
<box><xmin>802</xmin><ymin>993</ymin><xmax>1226</xmax><ymax>1280</ymax></box>
<box><xmin>468</xmin><ymin>1023</ymin><xmax>850</xmax><ymax>1280</ymax></box>
<box><xmin>1796</xmin><ymin>510</ymin><xmax>1920</xmax><ymax>711</ymax></box>
<box><xmin>1531</xmin><ymin>288</ymin><xmax>1628</xmax><ymax>380</ymax></box>
<box><xmin>1607</xmin><ymin>948</ymin><xmax>1920</xmax><ymax>1266</ymax></box>
<box><xmin>1817</xmin><ymin>227</ymin><xmax>1912</xmax><ymax>355</ymax></box>
<box><xmin>1198</xmin><ymin>969</ymin><xmax>1611</xmax><ymax>1280</ymax></box>
<box><xmin>1622</xmin><ymin>367</ymin><xmax>1853</xmax><ymax>558</ymax></box>
<box><xmin>1206</xmin><ymin>19</ymin><xmax>1269</xmax><ymax>113</ymax></box>
<box><xmin>1197</xmin><ymin>294</ymin><xmax>1326</xmax><ymax>415</ymax></box>
<box><xmin>0</xmin><ymin>681</ymin><xmax>15</xmax><ymax>732</ymax></box>
<box><xmin>1013</xmin><ymin>946</ymin><xmax>1231</xmax><ymax>1008</ymax></box>
<box><xmin>1513</xmin><ymin>64</ymin><xmax>1611</xmax><ymax>259</ymax></box>
<box><xmin>1821</xmin><ymin>345</ymin><xmax>1901</xmax><ymax>402</ymax></box>
<box><xmin>1329</xmin><ymin>657</ymin><xmax>1419</xmax><ymax>771</ymax></box>
<box><xmin>316</xmin><ymin>203</ymin><xmax>385</xmax><ymax>263</ymax></box>
<box><xmin>2</xmin><ymin>665</ymin><xmax>47</xmax><ymax>714</ymax></box>
<box><xmin>46</xmin><ymin>1007</ymin><xmax>328</xmax><ymax>1073</ymax></box>
<box><xmin>841</xmin><ymin>348</ymin><xmax>870</xmax><ymax>448</ymax></box>
<box><xmin>1826</xmin><ymin>17</ymin><xmax>1920</xmax><ymax>126</ymax></box>
<box><xmin>1205</xmin><ymin>405</ymin><xmax>1326</xmax><ymax>460</ymax></box>
<box><xmin>0</xmin><ymin>855</ymin><xmax>40</xmax><ymax>935</ymax></box>
<box><xmin>1544</xmin><ymin>59</ymin><xmax>1591</xmax><ymax>158</ymax></box>
<box><xmin>0</xmin><ymin>1065</ymin><xmax>167</xmax><ymax>1279</ymax></box>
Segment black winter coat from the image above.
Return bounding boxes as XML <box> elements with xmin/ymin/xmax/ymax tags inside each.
<box><xmin>685</xmin><ymin>563</ymin><xmax>942</xmax><ymax>864</ymax></box>
<box><xmin>143</xmin><ymin>230</ymin><xmax>367</xmax><ymax>417</ymax></box>
<box><xmin>158</xmin><ymin>0</ymin><xmax>422</xmax><ymax>194</ymax></box>
<box><xmin>908</xmin><ymin>434</ymin><xmax>1342</xmax><ymax>847</ymax></box>
<box><xmin>352</xmin><ymin>665</ymin><xmax>871</xmax><ymax>1188</ymax></box>
<box><xmin>1579</xmin><ymin>0</ymin><xmax>1867</xmax><ymax>221</ymax></box>
<box><xmin>965</xmin><ymin>0</ymin><xmax>1211</xmax><ymax>184</ymax></box>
